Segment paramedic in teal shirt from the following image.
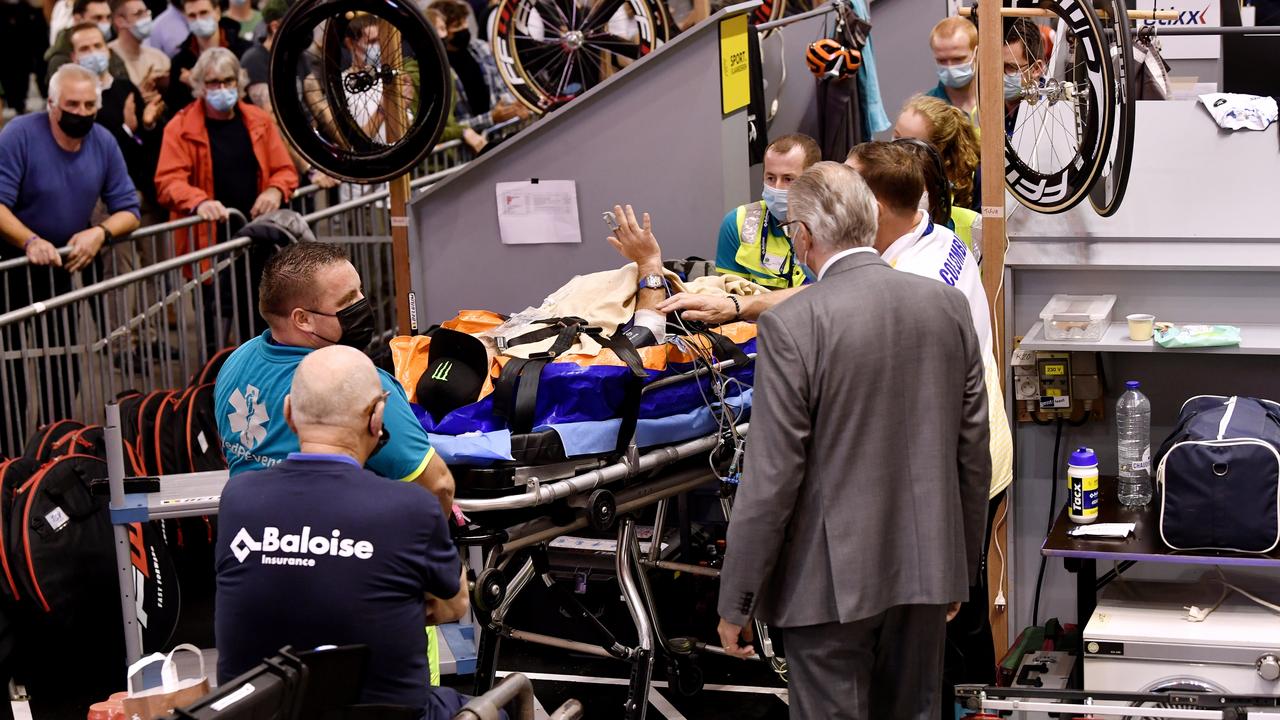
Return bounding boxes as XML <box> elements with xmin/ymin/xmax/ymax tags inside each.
<box><xmin>214</xmin><ymin>242</ymin><xmax>455</xmax><ymax>514</ymax></box>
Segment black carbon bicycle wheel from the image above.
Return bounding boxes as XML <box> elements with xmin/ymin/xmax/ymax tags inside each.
<box><xmin>1088</xmin><ymin>0</ymin><xmax>1135</xmax><ymax>217</ymax></box>
<box><xmin>270</xmin><ymin>0</ymin><xmax>451</xmax><ymax>183</ymax></box>
<box><xmin>1003</xmin><ymin>0</ymin><xmax>1115</xmax><ymax>214</ymax></box>
<box><xmin>491</xmin><ymin>0</ymin><xmax>672</xmax><ymax>113</ymax></box>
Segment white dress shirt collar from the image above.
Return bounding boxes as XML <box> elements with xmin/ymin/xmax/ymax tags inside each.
<box><xmin>817</xmin><ymin>246</ymin><xmax>879</xmax><ymax>281</ymax></box>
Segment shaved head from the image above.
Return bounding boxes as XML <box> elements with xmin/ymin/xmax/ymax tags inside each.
<box><xmin>289</xmin><ymin>346</ymin><xmax>383</xmax><ymax>430</ymax></box>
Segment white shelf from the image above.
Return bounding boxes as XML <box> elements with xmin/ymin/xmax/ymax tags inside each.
<box><xmin>1018</xmin><ymin>322</ymin><xmax>1280</xmax><ymax>356</ymax></box>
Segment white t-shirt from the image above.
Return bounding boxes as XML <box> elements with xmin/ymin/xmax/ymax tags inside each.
<box><xmin>881</xmin><ymin>211</ymin><xmax>992</xmax><ymax>359</ymax></box>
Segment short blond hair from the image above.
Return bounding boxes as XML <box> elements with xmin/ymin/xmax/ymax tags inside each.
<box><xmin>930</xmin><ymin>16</ymin><xmax>977</xmax><ymax>50</ymax></box>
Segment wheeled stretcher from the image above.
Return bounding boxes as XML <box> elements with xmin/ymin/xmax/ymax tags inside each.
<box><xmin>441</xmin><ymin>354</ymin><xmax>787</xmax><ymax>720</ymax></box>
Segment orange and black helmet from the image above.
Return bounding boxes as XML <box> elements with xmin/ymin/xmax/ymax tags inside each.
<box><xmin>805</xmin><ymin>38</ymin><xmax>862</xmax><ymax>80</ymax></box>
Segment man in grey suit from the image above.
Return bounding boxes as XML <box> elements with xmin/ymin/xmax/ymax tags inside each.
<box><xmin>716</xmin><ymin>161</ymin><xmax>991</xmax><ymax>720</ymax></box>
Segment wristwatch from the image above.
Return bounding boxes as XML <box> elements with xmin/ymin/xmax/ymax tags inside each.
<box><xmin>638</xmin><ymin>273</ymin><xmax>666</xmax><ymax>291</ymax></box>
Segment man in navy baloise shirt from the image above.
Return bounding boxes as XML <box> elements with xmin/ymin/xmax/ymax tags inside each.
<box><xmin>215</xmin><ymin>346</ymin><xmax>470</xmax><ymax>718</ymax></box>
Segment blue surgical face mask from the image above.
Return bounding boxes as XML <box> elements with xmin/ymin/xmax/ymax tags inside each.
<box><xmin>97</xmin><ymin>21</ymin><xmax>113</xmax><ymax>39</ymax></box>
<box><xmin>1004</xmin><ymin>71</ymin><xmax>1024</xmax><ymax>101</ymax></box>
<box><xmin>77</xmin><ymin>50</ymin><xmax>110</xmax><ymax>76</ymax></box>
<box><xmin>761</xmin><ymin>183</ymin><xmax>788</xmax><ymax>223</ymax></box>
<box><xmin>936</xmin><ymin>60</ymin><xmax>974</xmax><ymax>89</ymax></box>
<box><xmin>205</xmin><ymin>86</ymin><xmax>238</xmax><ymax>112</ymax></box>
<box><xmin>130</xmin><ymin>16</ymin><xmax>153</xmax><ymax>39</ymax></box>
<box><xmin>364</xmin><ymin>42</ymin><xmax>382</xmax><ymax>67</ymax></box>
<box><xmin>188</xmin><ymin>16</ymin><xmax>217</xmax><ymax>39</ymax></box>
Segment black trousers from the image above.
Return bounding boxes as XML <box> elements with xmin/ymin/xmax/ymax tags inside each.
<box><xmin>783</xmin><ymin>604</ymin><xmax>948</xmax><ymax>720</ymax></box>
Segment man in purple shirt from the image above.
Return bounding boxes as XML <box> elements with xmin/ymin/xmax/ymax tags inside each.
<box><xmin>146</xmin><ymin>0</ymin><xmax>191</xmax><ymax>58</ymax></box>
<box><xmin>0</xmin><ymin>62</ymin><xmax>140</xmax><ymax>440</ymax></box>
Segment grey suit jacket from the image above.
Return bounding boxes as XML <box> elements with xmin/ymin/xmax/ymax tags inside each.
<box><xmin>718</xmin><ymin>251</ymin><xmax>991</xmax><ymax>628</ymax></box>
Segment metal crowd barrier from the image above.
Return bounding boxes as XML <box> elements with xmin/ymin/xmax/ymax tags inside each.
<box><xmin>0</xmin><ymin>162</ymin><xmax>464</xmax><ymax>458</ymax></box>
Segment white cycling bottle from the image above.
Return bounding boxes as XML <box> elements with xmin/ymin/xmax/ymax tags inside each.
<box><xmin>1116</xmin><ymin>380</ymin><xmax>1153</xmax><ymax>506</ymax></box>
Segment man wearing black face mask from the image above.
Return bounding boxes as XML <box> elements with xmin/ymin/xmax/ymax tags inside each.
<box><xmin>0</xmin><ymin>62</ymin><xmax>140</xmax><ymax>433</ymax></box>
<box><xmin>215</xmin><ymin>345</ymin><xmax>475</xmax><ymax>720</ymax></box>
<box><xmin>429</xmin><ymin>0</ymin><xmax>528</xmax><ymax>132</ymax></box>
<box><xmin>214</xmin><ymin>242</ymin><xmax>456</xmax><ymax>517</ymax></box>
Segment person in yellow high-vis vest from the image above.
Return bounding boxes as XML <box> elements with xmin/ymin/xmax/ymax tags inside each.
<box><xmin>893</xmin><ymin>95</ymin><xmax>984</xmax><ymax>260</ymax></box>
<box><xmin>714</xmin><ymin>134</ymin><xmax>821</xmax><ymax>289</ymax></box>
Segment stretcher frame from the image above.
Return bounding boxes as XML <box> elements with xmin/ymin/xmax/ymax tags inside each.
<box><xmin>451</xmin><ymin>355</ymin><xmax>780</xmax><ymax>720</ymax></box>
<box><xmin>955</xmin><ymin>685</ymin><xmax>1280</xmax><ymax>718</ymax></box>
<box><xmin>455</xmin><ymin>421</ymin><xmax>781</xmax><ymax>720</ymax></box>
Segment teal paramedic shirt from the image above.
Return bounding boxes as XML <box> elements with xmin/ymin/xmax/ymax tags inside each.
<box><xmin>214</xmin><ymin>331</ymin><xmax>435</xmax><ymax>481</ymax></box>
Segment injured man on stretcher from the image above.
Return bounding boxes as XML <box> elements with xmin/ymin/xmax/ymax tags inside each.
<box><xmin>389</xmin><ymin>203</ymin><xmax>766</xmax><ymax>471</ymax></box>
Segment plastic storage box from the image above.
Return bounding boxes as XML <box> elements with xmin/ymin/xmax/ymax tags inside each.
<box><xmin>1038</xmin><ymin>294</ymin><xmax>1116</xmax><ymax>342</ymax></box>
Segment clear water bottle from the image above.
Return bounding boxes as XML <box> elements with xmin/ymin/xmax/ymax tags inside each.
<box><xmin>1116</xmin><ymin>380</ymin><xmax>1153</xmax><ymax>506</ymax></box>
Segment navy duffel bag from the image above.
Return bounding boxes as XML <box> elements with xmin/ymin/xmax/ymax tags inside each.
<box><xmin>1155</xmin><ymin>395</ymin><xmax>1280</xmax><ymax>553</ymax></box>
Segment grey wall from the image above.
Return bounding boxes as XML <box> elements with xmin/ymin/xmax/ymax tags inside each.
<box><xmin>1004</xmin><ymin>100</ymin><xmax>1280</xmax><ymax>633</ymax></box>
<box><xmin>865</xmin><ymin>0</ymin><xmax>951</xmax><ymax>137</ymax></box>
<box><xmin>408</xmin><ymin>7</ymin><xmax>757</xmax><ymax>324</ymax></box>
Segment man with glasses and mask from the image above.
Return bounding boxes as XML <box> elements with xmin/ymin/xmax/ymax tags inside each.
<box><xmin>163</xmin><ymin>0</ymin><xmax>251</xmax><ymax>113</ymax></box>
<box><xmin>213</xmin><ymin>242</ymin><xmax>455</xmax><ymax>515</ymax></box>
<box><xmin>0</xmin><ymin>63</ymin><xmax>140</xmax><ymax>434</ymax></box>
<box><xmin>215</xmin><ymin>345</ymin><xmax>473</xmax><ymax>719</ymax></box>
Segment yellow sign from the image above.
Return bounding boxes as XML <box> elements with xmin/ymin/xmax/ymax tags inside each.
<box><xmin>719</xmin><ymin>14</ymin><xmax>750</xmax><ymax>115</ymax></box>
<box><xmin>1043</xmin><ymin>363</ymin><xmax>1066</xmax><ymax>377</ymax></box>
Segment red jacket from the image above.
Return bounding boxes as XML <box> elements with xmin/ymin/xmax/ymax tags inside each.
<box><xmin>154</xmin><ymin>100</ymin><xmax>298</xmax><ymax>261</ymax></box>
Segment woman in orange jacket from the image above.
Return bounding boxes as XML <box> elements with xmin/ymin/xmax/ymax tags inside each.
<box><xmin>154</xmin><ymin>46</ymin><xmax>298</xmax><ymax>260</ymax></box>
<box><xmin>154</xmin><ymin>46</ymin><xmax>297</xmax><ymax>353</ymax></box>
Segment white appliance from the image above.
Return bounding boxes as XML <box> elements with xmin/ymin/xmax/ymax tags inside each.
<box><xmin>1084</xmin><ymin>579</ymin><xmax>1280</xmax><ymax>706</ymax></box>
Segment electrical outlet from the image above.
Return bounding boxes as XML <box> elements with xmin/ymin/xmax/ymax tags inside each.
<box><xmin>1015</xmin><ymin>376</ymin><xmax>1038</xmax><ymax>400</ymax></box>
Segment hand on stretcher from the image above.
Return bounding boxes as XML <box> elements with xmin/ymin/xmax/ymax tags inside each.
<box><xmin>717</xmin><ymin>618</ymin><xmax>757</xmax><ymax>660</ymax></box>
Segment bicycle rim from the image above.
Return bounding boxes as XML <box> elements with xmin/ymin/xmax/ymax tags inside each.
<box><xmin>269</xmin><ymin>0</ymin><xmax>452</xmax><ymax>183</ymax></box>
<box><xmin>1088</xmin><ymin>0</ymin><xmax>1135</xmax><ymax>217</ymax></box>
<box><xmin>491</xmin><ymin>0</ymin><xmax>672</xmax><ymax>113</ymax></box>
<box><xmin>1004</xmin><ymin>0</ymin><xmax>1115</xmax><ymax>214</ymax></box>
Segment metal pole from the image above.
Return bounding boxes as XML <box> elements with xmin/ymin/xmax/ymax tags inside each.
<box><xmin>755</xmin><ymin>1</ymin><xmax>834</xmax><ymax>30</ymax></box>
<box><xmin>1149</xmin><ymin>24</ymin><xmax>1280</xmax><ymax>34</ymax></box>
<box><xmin>106</xmin><ymin>402</ymin><xmax>143</xmax><ymax>665</ymax></box>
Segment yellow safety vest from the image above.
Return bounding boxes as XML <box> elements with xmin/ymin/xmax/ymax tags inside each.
<box><xmin>727</xmin><ymin>201</ymin><xmax>808</xmax><ymax>289</ymax></box>
<box><xmin>951</xmin><ymin>205</ymin><xmax>979</xmax><ymax>256</ymax></box>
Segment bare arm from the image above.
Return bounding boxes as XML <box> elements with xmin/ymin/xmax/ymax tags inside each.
<box><xmin>410</xmin><ymin>452</ymin><xmax>456</xmax><ymax>517</ymax></box>
<box><xmin>425</xmin><ymin>565</ymin><xmax>470</xmax><ymax>625</ymax></box>
<box><xmin>606</xmin><ymin>203</ymin><xmax>664</xmax><ymax>316</ymax></box>
<box><xmin>657</xmin><ymin>286</ymin><xmax>805</xmax><ymax>325</ymax></box>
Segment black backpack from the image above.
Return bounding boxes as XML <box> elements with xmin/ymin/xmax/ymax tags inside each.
<box><xmin>190</xmin><ymin>347</ymin><xmax>235</xmax><ymax>388</ymax></box>
<box><xmin>136</xmin><ymin>390</ymin><xmax>176</xmax><ymax>476</ymax></box>
<box><xmin>6</xmin><ymin>455</ymin><xmax>142</xmax><ymax>702</ymax></box>
<box><xmin>21</xmin><ymin>420</ymin><xmax>85</xmax><ymax>465</ymax></box>
<box><xmin>155</xmin><ymin>384</ymin><xmax>226</xmax><ymax>475</ymax></box>
<box><xmin>0</xmin><ymin>457</ymin><xmax>37</xmax><ymax>605</ymax></box>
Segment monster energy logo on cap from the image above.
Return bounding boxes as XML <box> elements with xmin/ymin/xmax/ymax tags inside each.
<box><xmin>431</xmin><ymin>361</ymin><xmax>453</xmax><ymax>382</ymax></box>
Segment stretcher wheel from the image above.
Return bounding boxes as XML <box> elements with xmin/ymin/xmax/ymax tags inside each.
<box><xmin>473</xmin><ymin>567</ymin><xmax>507</xmax><ymax>613</ymax></box>
<box><xmin>587</xmin><ymin>489</ymin><xmax>617</xmax><ymax>531</ymax></box>
<box><xmin>666</xmin><ymin>655</ymin><xmax>703</xmax><ymax>696</ymax></box>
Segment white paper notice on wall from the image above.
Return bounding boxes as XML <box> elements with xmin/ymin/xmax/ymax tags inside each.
<box><xmin>495</xmin><ymin>180</ymin><xmax>581</xmax><ymax>245</ymax></box>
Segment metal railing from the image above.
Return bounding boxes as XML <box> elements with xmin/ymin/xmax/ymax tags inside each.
<box><xmin>0</xmin><ymin>156</ymin><xmax>465</xmax><ymax>457</ymax></box>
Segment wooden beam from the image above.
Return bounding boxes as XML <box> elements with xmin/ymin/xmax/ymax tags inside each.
<box><xmin>976</xmin><ymin>0</ymin><xmax>1010</xmax><ymax>663</ymax></box>
<box><xmin>380</xmin><ymin>20</ymin><xmax>415</xmax><ymax>336</ymax></box>
<box><xmin>959</xmin><ymin>6</ymin><xmax>1180</xmax><ymax>20</ymax></box>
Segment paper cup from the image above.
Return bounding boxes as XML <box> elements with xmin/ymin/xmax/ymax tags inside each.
<box><xmin>1127</xmin><ymin>313</ymin><xmax>1155</xmax><ymax>341</ymax></box>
